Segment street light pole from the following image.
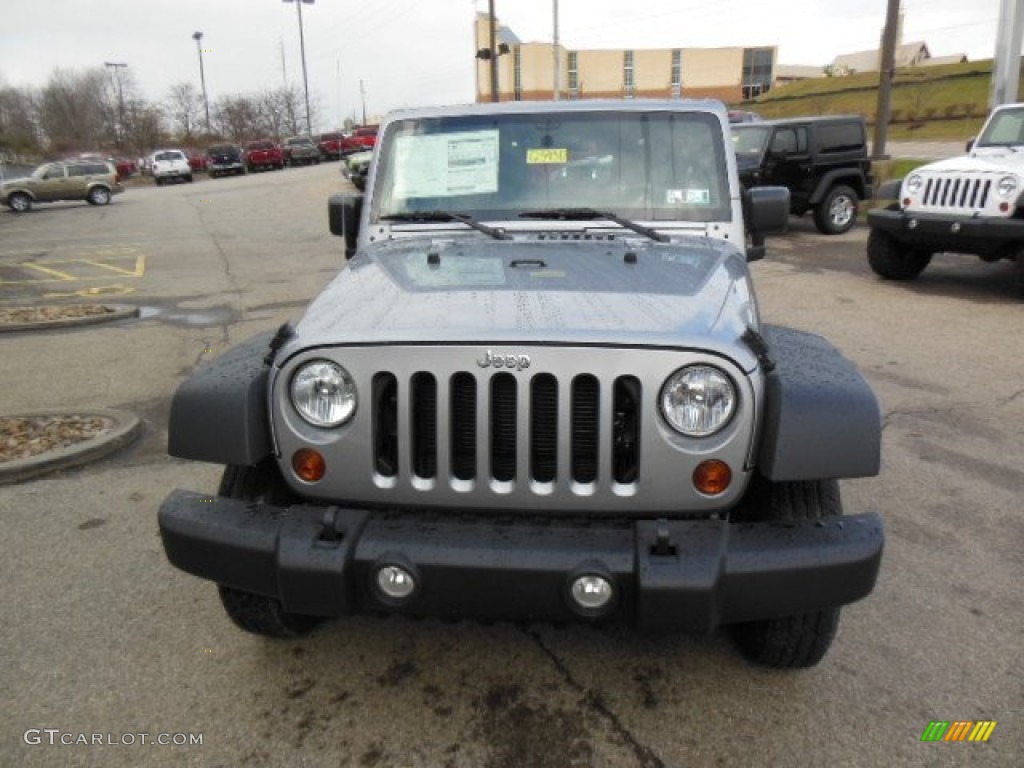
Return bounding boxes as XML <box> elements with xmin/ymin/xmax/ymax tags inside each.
<box><xmin>284</xmin><ymin>0</ymin><xmax>314</xmax><ymax>136</ymax></box>
<box><xmin>192</xmin><ymin>31</ymin><xmax>211</xmax><ymax>134</ymax></box>
<box><xmin>104</xmin><ymin>61</ymin><xmax>128</xmax><ymax>145</ymax></box>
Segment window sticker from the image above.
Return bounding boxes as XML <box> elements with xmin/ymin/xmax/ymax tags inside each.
<box><xmin>666</xmin><ymin>188</ymin><xmax>710</xmax><ymax>205</ymax></box>
<box><xmin>393</xmin><ymin>130</ymin><xmax>499</xmax><ymax>198</ymax></box>
<box><xmin>526</xmin><ymin>147</ymin><xmax>568</xmax><ymax>164</ymax></box>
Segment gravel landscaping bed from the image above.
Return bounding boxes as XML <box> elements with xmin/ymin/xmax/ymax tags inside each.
<box><xmin>0</xmin><ymin>414</ymin><xmax>115</xmax><ymax>463</ymax></box>
<box><xmin>0</xmin><ymin>304</ymin><xmax>116</xmax><ymax>325</ymax></box>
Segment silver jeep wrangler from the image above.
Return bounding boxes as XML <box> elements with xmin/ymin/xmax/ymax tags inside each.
<box><xmin>159</xmin><ymin>101</ymin><xmax>884</xmax><ymax>668</ymax></box>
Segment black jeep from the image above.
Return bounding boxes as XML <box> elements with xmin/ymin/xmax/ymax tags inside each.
<box><xmin>733</xmin><ymin>115</ymin><xmax>873</xmax><ymax>234</ymax></box>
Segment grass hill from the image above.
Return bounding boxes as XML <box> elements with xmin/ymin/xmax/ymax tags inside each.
<box><xmin>745</xmin><ymin>59</ymin><xmax>1021</xmax><ymax>141</ymax></box>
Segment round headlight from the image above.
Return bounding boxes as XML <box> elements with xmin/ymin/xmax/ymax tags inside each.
<box><xmin>905</xmin><ymin>174</ymin><xmax>923</xmax><ymax>194</ymax></box>
<box><xmin>290</xmin><ymin>360</ymin><xmax>357</xmax><ymax>427</ymax></box>
<box><xmin>660</xmin><ymin>365</ymin><xmax>736</xmax><ymax>437</ymax></box>
<box><xmin>996</xmin><ymin>175</ymin><xmax>1018</xmax><ymax>199</ymax></box>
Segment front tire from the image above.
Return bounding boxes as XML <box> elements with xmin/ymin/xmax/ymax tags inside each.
<box><xmin>8</xmin><ymin>191</ymin><xmax>32</xmax><ymax>212</ymax></box>
<box><xmin>215</xmin><ymin>462</ymin><xmax>321</xmax><ymax>638</ymax></box>
<box><xmin>867</xmin><ymin>228</ymin><xmax>932</xmax><ymax>280</ymax></box>
<box><xmin>813</xmin><ymin>184</ymin><xmax>858</xmax><ymax>234</ymax></box>
<box><xmin>730</xmin><ymin>478</ymin><xmax>843</xmax><ymax>668</ymax></box>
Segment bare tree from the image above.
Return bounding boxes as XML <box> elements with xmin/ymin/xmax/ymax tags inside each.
<box><xmin>123</xmin><ymin>98</ymin><xmax>165</xmax><ymax>157</ymax></box>
<box><xmin>213</xmin><ymin>95</ymin><xmax>260</xmax><ymax>143</ymax></box>
<box><xmin>0</xmin><ymin>84</ymin><xmax>41</xmax><ymax>158</ymax></box>
<box><xmin>166</xmin><ymin>82</ymin><xmax>203</xmax><ymax>141</ymax></box>
<box><xmin>37</xmin><ymin>67</ymin><xmax>110</xmax><ymax>152</ymax></box>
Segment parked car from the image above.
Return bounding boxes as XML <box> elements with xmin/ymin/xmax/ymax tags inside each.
<box><xmin>186</xmin><ymin>150</ymin><xmax>208</xmax><ymax>173</ymax></box>
<box><xmin>111</xmin><ymin>157</ymin><xmax>137</xmax><ymax>177</ymax></box>
<box><xmin>150</xmin><ymin>149</ymin><xmax>193</xmax><ymax>185</ymax></box>
<box><xmin>2</xmin><ymin>159</ymin><xmax>124</xmax><ymax>212</ymax></box>
<box><xmin>317</xmin><ymin>131</ymin><xmax>345</xmax><ymax>160</ymax></box>
<box><xmin>867</xmin><ymin>101</ymin><xmax>1024</xmax><ymax>292</ymax></box>
<box><xmin>341</xmin><ymin>149</ymin><xmax>372</xmax><ymax>191</ymax></box>
<box><xmin>731</xmin><ymin>115</ymin><xmax>872</xmax><ymax>234</ymax></box>
<box><xmin>160</xmin><ymin>100</ymin><xmax>884</xmax><ymax>669</ymax></box>
<box><xmin>728</xmin><ymin>110</ymin><xmax>762</xmax><ymax>124</ymax></box>
<box><xmin>206</xmin><ymin>144</ymin><xmax>246</xmax><ymax>178</ymax></box>
<box><xmin>338</xmin><ymin>125</ymin><xmax>378</xmax><ymax>156</ymax></box>
<box><xmin>245</xmin><ymin>139</ymin><xmax>284</xmax><ymax>172</ymax></box>
<box><xmin>283</xmin><ymin>136</ymin><xmax>321</xmax><ymax>167</ymax></box>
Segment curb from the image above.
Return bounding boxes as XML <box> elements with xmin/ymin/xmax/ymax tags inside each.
<box><xmin>0</xmin><ymin>304</ymin><xmax>140</xmax><ymax>333</ymax></box>
<box><xmin>0</xmin><ymin>409</ymin><xmax>142</xmax><ymax>485</ymax></box>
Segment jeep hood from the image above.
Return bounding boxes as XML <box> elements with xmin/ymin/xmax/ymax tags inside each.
<box><xmin>926</xmin><ymin>149</ymin><xmax>1024</xmax><ymax>173</ymax></box>
<box><xmin>286</xmin><ymin>237</ymin><xmax>761</xmax><ymax>371</ymax></box>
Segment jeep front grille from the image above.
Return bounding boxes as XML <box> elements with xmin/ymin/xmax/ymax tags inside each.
<box><xmin>274</xmin><ymin>346</ymin><xmax>758</xmax><ymax>513</ymax></box>
<box><xmin>372</xmin><ymin>370</ymin><xmax>639</xmax><ymax>488</ymax></box>
<box><xmin>917</xmin><ymin>174</ymin><xmax>992</xmax><ymax>212</ymax></box>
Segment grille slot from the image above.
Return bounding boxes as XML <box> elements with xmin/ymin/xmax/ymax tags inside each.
<box><xmin>571</xmin><ymin>375</ymin><xmax>600</xmax><ymax>484</ymax></box>
<box><xmin>450</xmin><ymin>373</ymin><xmax>477</xmax><ymax>481</ymax></box>
<box><xmin>531</xmin><ymin>374</ymin><xmax>558</xmax><ymax>483</ymax></box>
<box><xmin>411</xmin><ymin>373</ymin><xmax>437</xmax><ymax>478</ymax></box>
<box><xmin>373</xmin><ymin>373</ymin><xmax>398</xmax><ymax>477</ymax></box>
<box><xmin>613</xmin><ymin>377</ymin><xmax>641</xmax><ymax>484</ymax></box>
<box><xmin>490</xmin><ymin>374</ymin><xmax>518</xmax><ymax>482</ymax></box>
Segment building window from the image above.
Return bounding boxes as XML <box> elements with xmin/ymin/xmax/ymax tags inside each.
<box><xmin>514</xmin><ymin>46</ymin><xmax>522</xmax><ymax>101</ymax></box>
<box><xmin>624</xmin><ymin>50</ymin><xmax>635</xmax><ymax>99</ymax></box>
<box><xmin>670</xmin><ymin>49</ymin><xmax>682</xmax><ymax>98</ymax></box>
<box><xmin>742</xmin><ymin>47</ymin><xmax>773</xmax><ymax>100</ymax></box>
<box><xmin>568</xmin><ymin>51</ymin><xmax>579</xmax><ymax>98</ymax></box>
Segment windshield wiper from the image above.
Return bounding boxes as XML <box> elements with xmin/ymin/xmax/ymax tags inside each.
<box><xmin>380</xmin><ymin>210</ymin><xmax>510</xmax><ymax>240</ymax></box>
<box><xmin>518</xmin><ymin>208</ymin><xmax>669</xmax><ymax>243</ymax></box>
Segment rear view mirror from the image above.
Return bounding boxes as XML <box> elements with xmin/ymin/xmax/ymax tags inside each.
<box><xmin>744</xmin><ymin>186</ymin><xmax>790</xmax><ymax>262</ymax></box>
<box><xmin>328</xmin><ymin>193</ymin><xmax>363</xmax><ymax>259</ymax></box>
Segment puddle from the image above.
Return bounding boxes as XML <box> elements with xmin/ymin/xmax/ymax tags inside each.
<box><xmin>138</xmin><ymin>305</ymin><xmax>237</xmax><ymax>328</ymax></box>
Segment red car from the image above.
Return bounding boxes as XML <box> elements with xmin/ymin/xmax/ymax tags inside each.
<box><xmin>317</xmin><ymin>131</ymin><xmax>345</xmax><ymax>161</ymax></box>
<box><xmin>339</xmin><ymin>126</ymin><xmax>378</xmax><ymax>156</ymax></box>
<box><xmin>244</xmin><ymin>139</ymin><xmax>284</xmax><ymax>171</ymax></box>
<box><xmin>186</xmin><ymin>150</ymin><xmax>208</xmax><ymax>173</ymax></box>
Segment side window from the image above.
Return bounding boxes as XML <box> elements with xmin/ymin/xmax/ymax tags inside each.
<box><xmin>794</xmin><ymin>128</ymin><xmax>809</xmax><ymax>154</ymax></box>
<box><xmin>42</xmin><ymin>165</ymin><xmax>65</xmax><ymax>180</ymax></box>
<box><xmin>770</xmin><ymin>129</ymin><xmax>797</xmax><ymax>154</ymax></box>
<box><xmin>817</xmin><ymin>123</ymin><xmax>864</xmax><ymax>153</ymax></box>
<box><xmin>68</xmin><ymin>165</ymin><xmax>89</xmax><ymax>177</ymax></box>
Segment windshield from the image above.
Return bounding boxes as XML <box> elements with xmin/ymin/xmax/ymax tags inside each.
<box><xmin>731</xmin><ymin>125</ymin><xmax>771</xmax><ymax>156</ymax></box>
<box><xmin>977</xmin><ymin>106</ymin><xmax>1024</xmax><ymax>147</ymax></box>
<box><xmin>371</xmin><ymin>110</ymin><xmax>731</xmax><ymax>223</ymax></box>
<box><xmin>286</xmin><ymin>137</ymin><xmax>312</xmax><ymax>145</ymax></box>
<box><xmin>154</xmin><ymin>151</ymin><xmax>184</xmax><ymax>161</ymax></box>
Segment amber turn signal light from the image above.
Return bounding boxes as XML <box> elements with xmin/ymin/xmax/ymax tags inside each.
<box><xmin>693</xmin><ymin>460</ymin><xmax>731</xmax><ymax>495</ymax></box>
<box><xmin>292</xmin><ymin>448</ymin><xmax>326</xmax><ymax>482</ymax></box>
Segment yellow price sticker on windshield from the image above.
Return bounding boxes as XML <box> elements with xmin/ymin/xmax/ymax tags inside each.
<box><xmin>527</xmin><ymin>148</ymin><xmax>568</xmax><ymax>164</ymax></box>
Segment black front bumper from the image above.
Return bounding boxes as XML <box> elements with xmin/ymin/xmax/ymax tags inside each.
<box><xmin>868</xmin><ymin>208</ymin><xmax>1024</xmax><ymax>255</ymax></box>
<box><xmin>159</xmin><ymin>490</ymin><xmax>883</xmax><ymax>633</ymax></box>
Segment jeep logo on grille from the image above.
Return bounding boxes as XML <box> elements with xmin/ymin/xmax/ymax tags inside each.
<box><xmin>477</xmin><ymin>350</ymin><xmax>531</xmax><ymax>371</ymax></box>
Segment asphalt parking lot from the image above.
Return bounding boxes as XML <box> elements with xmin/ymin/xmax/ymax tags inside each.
<box><xmin>1</xmin><ymin>163</ymin><xmax>1021</xmax><ymax>767</ymax></box>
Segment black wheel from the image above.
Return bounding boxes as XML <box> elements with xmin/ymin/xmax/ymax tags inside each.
<box><xmin>867</xmin><ymin>228</ymin><xmax>932</xmax><ymax>280</ymax></box>
<box><xmin>215</xmin><ymin>461</ymin><xmax>322</xmax><ymax>638</ymax></box>
<box><xmin>1016</xmin><ymin>249</ymin><xmax>1024</xmax><ymax>296</ymax></box>
<box><xmin>8</xmin><ymin>191</ymin><xmax>32</xmax><ymax>212</ymax></box>
<box><xmin>155</xmin><ymin>177</ymin><xmax>164</xmax><ymax>187</ymax></box>
<box><xmin>813</xmin><ymin>184</ymin><xmax>858</xmax><ymax>234</ymax></box>
<box><xmin>730</xmin><ymin>478</ymin><xmax>843</xmax><ymax>668</ymax></box>
<box><xmin>186</xmin><ymin>174</ymin><xmax>194</xmax><ymax>183</ymax></box>
<box><xmin>87</xmin><ymin>186</ymin><xmax>111</xmax><ymax>205</ymax></box>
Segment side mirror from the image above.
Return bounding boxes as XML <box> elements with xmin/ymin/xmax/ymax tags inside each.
<box><xmin>328</xmin><ymin>193</ymin><xmax>363</xmax><ymax>259</ymax></box>
<box><xmin>744</xmin><ymin>186</ymin><xmax>790</xmax><ymax>262</ymax></box>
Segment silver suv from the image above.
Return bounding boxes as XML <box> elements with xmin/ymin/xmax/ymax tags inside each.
<box><xmin>159</xmin><ymin>101</ymin><xmax>884</xmax><ymax>669</ymax></box>
<box><xmin>1</xmin><ymin>160</ymin><xmax>123</xmax><ymax>212</ymax></box>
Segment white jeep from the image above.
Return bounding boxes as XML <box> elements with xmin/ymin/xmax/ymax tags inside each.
<box><xmin>867</xmin><ymin>102</ymin><xmax>1024</xmax><ymax>292</ymax></box>
<box><xmin>149</xmin><ymin>149</ymin><xmax>193</xmax><ymax>186</ymax></box>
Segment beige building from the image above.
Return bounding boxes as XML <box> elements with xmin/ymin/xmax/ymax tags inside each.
<box><xmin>474</xmin><ymin>14</ymin><xmax>776</xmax><ymax>104</ymax></box>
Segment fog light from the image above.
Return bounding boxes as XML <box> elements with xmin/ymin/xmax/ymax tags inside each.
<box><xmin>570</xmin><ymin>575</ymin><xmax>614</xmax><ymax>611</ymax></box>
<box><xmin>950</xmin><ymin>222</ymin><xmax>961</xmax><ymax>233</ymax></box>
<box><xmin>292</xmin><ymin>448</ymin><xmax>325</xmax><ymax>482</ymax></box>
<box><xmin>693</xmin><ymin>460</ymin><xmax>732</xmax><ymax>495</ymax></box>
<box><xmin>377</xmin><ymin>566</ymin><xmax>416</xmax><ymax>601</ymax></box>
<box><xmin>908</xmin><ymin>219</ymin><xmax>918</xmax><ymax>230</ymax></box>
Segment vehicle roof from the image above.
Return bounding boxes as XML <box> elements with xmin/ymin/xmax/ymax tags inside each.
<box><xmin>731</xmin><ymin>114</ymin><xmax>865</xmax><ymax>128</ymax></box>
<box><xmin>381</xmin><ymin>98</ymin><xmax>729</xmax><ymax>124</ymax></box>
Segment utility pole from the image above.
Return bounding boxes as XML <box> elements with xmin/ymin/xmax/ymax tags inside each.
<box><xmin>552</xmin><ymin>0</ymin><xmax>560</xmax><ymax>100</ymax></box>
<box><xmin>871</xmin><ymin>0</ymin><xmax>901</xmax><ymax>161</ymax></box>
<box><xmin>360</xmin><ymin>80</ymin><xmax>367</xmax><ymax>126</ymax></box>
<box><xmin>283</xmin><ymin>0</ymin><xmax>314</xmax><ymax>136</ymax></box>
<box><xmin>104</xmin><ymin>61</ymin><xmax>128</xmax><ymax>145</ymax></box>
<box><xmin>280</xmin><ymin>38</ymin><xmax>288</xmax><ymax>91</ymax></box>
<box><xmin>489</xmin><ymin>0</ymin><xmax>499</xmax><ymax>102</ymax></box>
<box><xmin>192</xmin><ymin>32</ymin><xmax>211</xmax><ymax>134</ymax></box>
<box><xmin>990</xmin><ymin>0</ymin><xmax>1024</xmax><ymax>108</ymax></box>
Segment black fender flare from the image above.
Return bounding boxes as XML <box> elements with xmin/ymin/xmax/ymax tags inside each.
<box><xmin>808</xmin><ymin>170</ymin><xmax>869</xmax><ymax>205</ymax></box>
<box><xmin>167</xmin><ymin>332</ymin><xmax>275</xmax><ymax>466</ymax></box>
<box><xmin>757</xmin><ymin>325</ymin><xmax>881</xmax><ymax>481</ymax></box>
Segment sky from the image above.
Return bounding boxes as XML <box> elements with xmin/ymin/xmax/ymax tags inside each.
<box><xmin>0</xmin><ymin>0</ymin><xmax>1006</xmax><ymax>132</ymax></box>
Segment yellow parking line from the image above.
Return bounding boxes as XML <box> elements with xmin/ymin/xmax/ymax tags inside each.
<box><xmin>76</xmin><ymin>255</ymin><xmax>145</xmax><ymax>277</ymax></box>
<box><xmin>17</xmin><ymin>262</ymin><xmax>77</xmax><ymax>281</ymax></box>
